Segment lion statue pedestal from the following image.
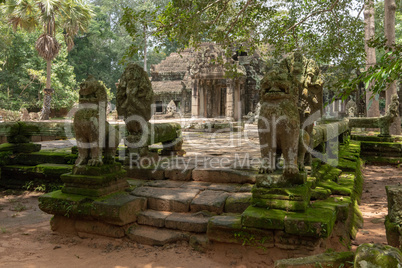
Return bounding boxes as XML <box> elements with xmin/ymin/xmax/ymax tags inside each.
<box><xmin>254</xmin><ymin>52</ymin><xmax>324</xmax><ymax>211</ymax></box>
<box><xmin>61</xmin><ymin>76</ymin><xmax>128</xmax><ymax>197</ymax></box>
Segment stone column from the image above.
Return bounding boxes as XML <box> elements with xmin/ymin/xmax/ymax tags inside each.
<box><xmin>191</xmin><ymin>79</ymin><xmax>199</xmax><ymax>117</ymax></box>
<box><xmin>226</xmin><ymin>79</ymin><xmax>234</xmax><ymax>119</ymax></box>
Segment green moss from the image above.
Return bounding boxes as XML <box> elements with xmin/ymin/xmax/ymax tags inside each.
<box><xmin>385</xmin><ymin>216</ymin><xmax>401</xmax><ymax>248</ymax></box>
<box><xmin>12</xmin><ymin>152</ymin><xmax>77</xmax><ymax>165</ymax></box>
<box><xmin>354</xmin><ymin>243</ymin><xmax>402</xmax><ymax>268</ymax></box>
<box><xmin>284</xmin><ymin>207</ymin><xmax>336</xmax><ymax>238</ymax></box>
<box><xmin>274</xmin><ymin>251</ymin><xmax>355</xmax><ymax>268</ymax></box>
<box><xmin>251</xmin><ymin>197</ymin><xmax>309</xmax><ymax>212</ymax></box>
<box><xmin>241</xmin><ymin>206</ymin><xmax>286</xmax><ymax>230</ymax></box>
<box><xmin>312</xmin><ymin>196</ymin><xmax>352</xmax><ymax>221</ymax></box>
<box><xmin>0</xmin><ymin>151</ymin><xmax>12</xmax><ymax>166</ymax></box>
<box><xmin>36</xmin><ymin>164</ymin><xmax>73</xmax><ymax>176</ymax></box>
<box><xmin>311</xmin><ymin>187</ymin><xmax>332</xmax><ymax>200</ymax></box>
<box><xmin>314</xmin><ymin>164</ymin><xmax>342</xmax><ymax>182</ymax></box>
<box><xmin>38</xmin><ymin>190</ymin><xmax>94</xmax><ymax>218</ymax></box>
<box><xmin>0</xmin><ymin>143</ymin><xmax>41</xmax><ymax>153</ymax></box>
<box><xmin>317</xmin><ymin>180</ymin><xmax>353</xmax><ymax>196</ymax></box>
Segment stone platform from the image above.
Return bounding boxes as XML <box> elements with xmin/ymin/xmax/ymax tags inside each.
<box><xmin>36</xmin><ymin>141</ymin><xmax>363</xmax><ymax>253</ymax></box>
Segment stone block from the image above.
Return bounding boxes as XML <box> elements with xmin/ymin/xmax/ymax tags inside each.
<box><xmin>274</xmin><ymin>252</ymin><xmax>355</xmax><ymax>268</ymax></box>
<box><xmin>11</xmin><ymin>152</ymin><xmax>77</xmax><ymax>165</ymax></box>
<box><xmin>225</xmin><ymin>192</ymin><xmax>252</xmax><ymax>213</ymax></box>
<box><xmin>125</xmin><ymin>167</ymin><xmax>165</xmax><ymax>180</ymax></box>
<box><xmin>75</xmin><ymin>220</ymin><xmax>125</xmax><ymax>238</ymax></box>
<box><xmin>127</xmin><ymin>225</ymin><xmax>189</xmax><ymax>246</ymax></box>
<box><xmin>131</xmin><ymin>187</ymin><xmax>200</xmax><ymax>212</ymax></box>
<box><xmin>144</xmin><ymin>180</ymin><xmax>184</xmax><ymax>188</ymax></box>
<box><xmin>189</xmin><ymin>234</ymin><xmax>210</xmax><ymax>253</ymax></box>
<box><xmin>354</xmin><ymin>243</ymin><xmax>402</xmax><ymax>268</ymax></box>
<box><xmin>190</xmin><ymin>190</ymin><xmax>229</xmax><ymax>214</ymax></box>
<box><xmin>256</xmin><ymin>172</ymin><xmax>307</xmax><ymax>188</ymax></box>
<box><xmin>62</xmin><ymin>178</ymin><xmax>129</xmax><ymax>197</ymax></box>
<box><xmin>274</xmin><ymin>230</ymin><xmax>321</xmax><ymax>250</ymax></box>
<box><xmin>192</xmin><ymin>168</ymin><xmax>256</xmax><ymax>184</ymax></box>
<box><xmin>164</xmin><ymin>168</ymin><xmax>193</xmax><ymax>181</ymax></box>
<box><xmin>207</xmin><ymin>183</ymin><xmax>241</xmax><ymax>192</ymax></box>
<box><xmin>284</xmin><ymin>207</ymin><xmax>336</xmax><ymax>238</ymax></box>
<box><xmin>207</xmin><ymin>215</ymin><xmax>274</xmax><ymax>247</ymax></box>
<box><xmin>38</xmin><ymin>190</ymin><xmax>93</xmax><ymax>218</ymax></box>
<box><xmin>385</xmin><ymin>216</ymin><xmax>401</xmax><ymax>248</ymax></box>
<box><xmin>137</xmin><ymin>210</ymin><xmax>172</xmax><ymax>228</ymax></box>
<box><xmin>0</xmin><ymin>143</ymin><xmax>41</xmax><ymax>153</ymax></box>
<box><xmin>311</xmin><ymin>196</ymin><xmax>351</xmax><ymax>221</ymax></box>
<box><xmin>386</xmin><ymin>185</ymin><xmax>402</xmax><ymax>223</ymax></box>
<box><xmin>241</xmin><ymin>206</ymin><xmax>286</xmax><ymax>230</ymax></box>
<box><xmin>180</xmin><ymin>181</ymin><xmax>211</xmax><ymax>190</ymax></box>
<box><xmin>165</xmin><ymin>212</ymin><xmax>210</xmax><ymax>233</ymax></box>
<box><xmin>311</xmin><ymin>187</ymin><xmax>332</xmax><ymax>200</ymax></box>
<box><xmin>251</xmin><ymin>183</ymin><xmax>311</xmax><ymax>212</ymax></box>
<box><xmin>91</xmin><ymin>192</ymin><xmax>146</xmax><ymax>225</ymax></box>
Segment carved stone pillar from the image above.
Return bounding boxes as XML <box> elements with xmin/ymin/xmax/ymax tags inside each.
<box><xmin>226</xmin><ymin>79</ymin><xmax>234</xmax><ymax>119</ymax></box>
<box><xmin>192</xmin><ymin>79</ymin><xmax>199</xmax><ymax>117</ymax></box>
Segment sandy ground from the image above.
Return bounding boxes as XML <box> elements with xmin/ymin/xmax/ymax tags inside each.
<box><xmin>352</xmin><ymin>165</ymin><xmax>402</xmax><ymax>248</ymax></box>
<box><xmin>0</xmin><ymin>164</ymin><xmax>400</xmax><ymax>267</ymax></box>
<box><xmin>0</xmin><ymin>191</ymin><xmax>282</xmax><ymax>268</ymax></box>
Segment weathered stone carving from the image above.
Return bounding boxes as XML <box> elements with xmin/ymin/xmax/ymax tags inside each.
<box><xmin>116</xmin><ymin>63</ymin><xmax>154</xmax><ymax>144</ymax></box>
<box><xmin>346</xmin><ymin>99</ymin><xmax>357</xmax><ymax>117</ymax></box>
<box><xmin>166</xmin><ymin>100</ymin><xmax>177</xmax><ymax>113</ymax></box>
<box><xmin>20</xmin><ymin>108</ymin><xmax>30</xmax><ymax>121</ymax></box>
<box><xmin>74</xmin><ymin>76</ymin><xmax>119</xmax><ymax>166</ymax></box>
<box><xmin>258</xmin><ymin>52</ymin><xmax>323</xmax><ymax>177</ymax></box>
<box><xmin>349</xmin><ymin>94</ymin><xmax>400</xmax><ymax>136</ymax></box>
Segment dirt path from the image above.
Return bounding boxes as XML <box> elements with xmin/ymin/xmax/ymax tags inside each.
<box><xmin>353</xmin><ymin>165</ymin><xmax>401</xmax><ymax>248</ymax></box>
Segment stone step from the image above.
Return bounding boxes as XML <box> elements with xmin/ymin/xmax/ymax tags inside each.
<box><xmin>127</xmin><ymin>225</ymin><xmax>189</xmax><ymax>246</ymax></box>
<box><xmin>130</xmin><ymin>183</ymin><xmax>252</xmax><ymax>214</ymax></box>
<box><xmin>192</xmin><ymin>168</ymin><xmax>256</xmax><ymax>184</ymax></box>
<box><xmin>0</xmin><ymin>164</ymin><xmax>73</xmax><ymax>189</ymax></box>
<box><xmin>137</xmin><ymin>209</ymin><xmax>211</xmax><ymax>233</ymax></box>
<box><xmin>131</xmin><ymin>187</ymin><xmax>200</xmax><ymax>212</ymax></box>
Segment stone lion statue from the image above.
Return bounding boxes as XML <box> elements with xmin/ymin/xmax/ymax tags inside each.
<box><xmin>74</xmin><ymin>76</ymin><xmax>119</xmax><ymax>166</ymax></box>
<box><xmin>116</xmin><ymin>63</ymin><xmax>154</xmax><ymax>144</ymax></box>
<box><xmin>258</xmin><ymin>52</ymin><xmax>323</xmax><ymax>178</ymax></box>
<box><xmin>379</xmin><ymin>94</ymin><xmax>400</xmax><ymax>136</ymax></box>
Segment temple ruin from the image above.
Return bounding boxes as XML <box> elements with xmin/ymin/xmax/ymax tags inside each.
<box><xmin>150</xmin><ymin>43</ymin><xmax>263</xmax><ymax>120</ymax></box>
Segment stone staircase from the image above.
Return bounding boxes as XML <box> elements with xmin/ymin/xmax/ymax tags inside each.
<box><xmin>126</xmin><ymin>178</ymin><xmax>252</xmax><ymax>246</ymax></box>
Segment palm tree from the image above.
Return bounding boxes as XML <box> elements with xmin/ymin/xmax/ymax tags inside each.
<box><xmin>3</xmin><ymin>0</ymin><xmax>93</xmax><ymax>120</ymax></box>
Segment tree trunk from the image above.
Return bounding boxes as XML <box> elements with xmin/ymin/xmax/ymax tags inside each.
<box><xmin>40</xmin><ymin>59</ymin><xmax>53</xmax><ymax>120</ymax></box>
<box><xmin>364</xmin><ymin>0</ymin><xmax>380</xmax><ymax>117</ymax></box>
<box><xmin>143</xmin><ymin>24</ymin><xmax>147</xmax><ymax>72</ymax></box>
<box><xmin>384</xmin><ymin>0</ymin><xmax>401</xmax><ymax>134</ymax></box>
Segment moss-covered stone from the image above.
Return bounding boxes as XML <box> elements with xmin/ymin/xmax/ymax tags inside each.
<box><xmin>385</xmin><ymin>216</ymin><xmax>401</xmax><ymax>249</ymax></box>
<box><xmin>317</xmin><ymin>180</ymin><xmax>353</xmax><ymax>196</ymax></box>
<box><xmin>284</xmin><ymin>207</ymin><xmax>336</xmax><ymax>238</ymax></box>
<box><xmin>313</xmin><ymin>164</ymin><xmax>342</xmax><ymax>182</ymax></box>
<box><xmin>11</xmin><ymin>151</ymin><xmax>77</xmax><ymax>165</ymax></box>
<box><xmin>224</xmin><ymin>192</ymin><xmax>252</xmax><ymax>213</ymax></box>
<box><xmin>350</xmin><ymin>200</ymin><xmax>364</xmax><ymax>239</ymax></box>
<box><xmin>363</xmin><ymin>156</ymin><xmax>402</xmax><ymax>165</ymax></box>
<box><xmin>0</xmin><ymin>143</ymin><xmax>41</xmax><ymax>153</ymax></box>
<box><xmin>241</xmin><ymin>206</ymin><xmax>286</xmax><ymax>230</ymax></box>
<box><xmin>207</xmin><ymin>215</ymin><xmax>274</xmax><ymax>247</ymax></box>
<box><xmin>312</xmin><ymin>196</ymin><xmax>352</xmax><ymax>221</ymax></box>
<box><xmin>274</xmin><ymin>251</ymin><xmax>355</xmax><ymax>268</ymax></box>
<box><xmin>351</xmin><ymin>135</ymin><xmax>402</xmax><ymax>142</ymax></box>
<box><xmin>311</xmin><ymin>187</ymin><xmax>331</xmax><ymax>200</ymax></box>
<box><xmin>38</xmin><ymin>190</ymin><xmax>94</xmax><ymax>218</ymax></box>
<box><xmin>354</xmin><ymin>243</ymin><xmax>402</xmax><ymax>268</ymax></box>
<box><xmin>36</xmin><ymin>164</ymin><xmax>73</xmax><ymax>177</ymax></box>
<box><xmin>91</xmin><ymin>192</ymin><xmax>146</xmax><ymax>225</ymax></box>
<box><xmin>72</xmin><ymin>163</ymin><xmax>123</xmax><ymax>176</ymax></box>
<box><xmin>386</xmin><ymin>185</ymin><xmax>402</xmax><ymax>223</ymax></box>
